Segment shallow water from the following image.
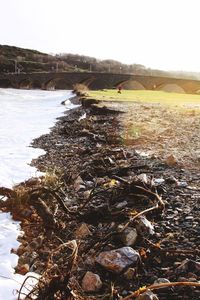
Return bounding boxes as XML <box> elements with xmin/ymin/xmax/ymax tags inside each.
<box><xmin>0</xmin><ymin>88</ymin><xmax>75</xmax><ymax>188</ymax></box>
<box><xmin>0</xmin><ymin>88</ymin><xmax>75</xmax><ymax>299</ymax></box>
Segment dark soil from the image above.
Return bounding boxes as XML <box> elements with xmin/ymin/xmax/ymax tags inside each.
<box><xmin>3</xmin><ymin>98</ymin><xmax>200</xmax><ymax>300</ymax></box>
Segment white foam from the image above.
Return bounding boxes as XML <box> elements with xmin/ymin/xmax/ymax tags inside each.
<box><xmin>0</xmin><ymin>88</ymin><xmax>76</xmax><ymax>188</ymax></box>
<box><xmin>0</xmin><ymin>88</ymin><xmax>77</xmax><ymax>299</ymax></box>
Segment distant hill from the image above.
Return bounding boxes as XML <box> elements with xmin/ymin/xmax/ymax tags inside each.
<box><xmin>0</xmin><ymin>44</ymin><xmax>200</xmax><ymax>80</ymax></box>
<box><xmin>0</xmin><ymin>45</ymin><xmax>74</xmax><ymax>73</ymax></box>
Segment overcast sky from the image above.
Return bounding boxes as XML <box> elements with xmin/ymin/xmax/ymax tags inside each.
<box><xmin>1</xmin><ymin>0</ymin><xmax>200</xmax><ymax>72</ymax></box>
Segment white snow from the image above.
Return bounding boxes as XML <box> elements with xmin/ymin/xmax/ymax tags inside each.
<box><xmin>0</xmin><ymin>88</ymin><xmax>77</xmax><ymax>299</ymax></box>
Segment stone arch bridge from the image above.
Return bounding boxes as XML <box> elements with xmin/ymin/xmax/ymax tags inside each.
<box><xmin>0</xmin><ymin>72</ymin><xmax>200</xmax><ymax>94</ymax></box>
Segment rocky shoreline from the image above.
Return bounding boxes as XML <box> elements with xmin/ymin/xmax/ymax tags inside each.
<box><xmin>1</xmin><ymin>95</ymin><xmax>200</xmax><ymax>299</ymax></box>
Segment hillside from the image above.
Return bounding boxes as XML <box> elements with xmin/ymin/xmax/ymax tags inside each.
<box><xmin>0</xmin><ymin>45</ymin><xmax>73</xmax><ymax>73</ymax></box>
<box><xmin>1</xmin><ymin>44</ymin><xmax>200</xmax><ymax>81</ymax></box>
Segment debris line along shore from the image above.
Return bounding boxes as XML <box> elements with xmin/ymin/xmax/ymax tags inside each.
<box><xmin>1</xmin><ymin>95</ymin><xmax>200</xmax><ymax>300</ymax></box>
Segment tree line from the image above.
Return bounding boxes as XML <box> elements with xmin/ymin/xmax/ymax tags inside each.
<box><xmin>0</xmin><ymin>45</ymin><xmax>200</xmax><ymax>80</ymax></box>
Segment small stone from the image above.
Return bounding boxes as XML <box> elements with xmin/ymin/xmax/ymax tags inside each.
<box><xmin>74</xmin><ymin>176</ymin><xmax>85</xmax><ymax>191</ymax></box>
<box><xmin>120</xmin><ymin>227</ymin><xmax>138</xmax><ymax>246</ymax></box>
<box><xmin>155</xmin><ymin>178</ymin><xmax>165</xmax><ymax>185</ymax></box>
<box><xmin>121</xmin><ymin>290</ymin><xmax>128</xmax><ymax>296</ymax></box>
<box><xmin>81</xmin><ymin>271</ymin><xmax>102</xmax><ymax>292</ymax></box>
<box><xmin>136</xmin><ymin>216</ymin><xmax>154</xmax><ymax>235</ymax></box>
<box><xmin>154</xmin><ymin>278</ymin><xmax>170</xmax><ymax>284</ymax></box>
<box><xmin>116</xmin><ymin>201</ymin><xmax>128</xmax><ymax>209</ymax></box>
<box><xmin>85</xmin><ymin>181</ymin><xmax>94</xmax><ymax>188</ymax></box>
<box><xmin>137</xmin><ymin>173</ymin><xmax>148</xmax><ymax>184</ymax></box>
<box><xmin>165</xmin><ymin>154</ymin><xmax>178</xmax><ymax>167</ymax></box>
<box><xmin>185</xmin><ymin>216</ymin><xmax>194</xmax><ymax>221</ymax></box>
<box><xmin>17</xmin><ymin>245</ymin><xmax>26</xmax><ymax>256</ymax></box>
<box><xmin>75</xmin><ymin>223</ymin><xmax>91</xmax><ymax>239</ymax></box>
<box><xmin>124</xmin><ymin>268</ymin><xmax>136</xmax><ymax>280</ymax></box>
<box><xmin>96</xmin><ymin>247</ymin><xmax>140</xmax><ymax>273</ymax></box>
<box><xmin>17</xmin><ymin>264</ymin><xmax>29</xmax><ymax>275</ymax></box>
<box><xmin>83</xmin><ymin>190</ymin><xmax>91</xmax><ymax>199</ymax></box>
<box><xmin>177</xmin><ymin>181</ymin><xmax>187</xmax><ymax>188</ymax></box>
<box><xmin>136</xmin><ymin>291</ymin><xmax>159</xmax><ymax>300</ymax></box>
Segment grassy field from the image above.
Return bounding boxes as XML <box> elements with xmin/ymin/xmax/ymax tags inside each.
<box><xmin>85</xmin><ymin>89</ymin><xmax>200</xmax><ymax>168</ymax></box>
<box><xmin>87</xmin><ymin>89</ymin><xmax>200</xmax><ymax>107</ymax></box>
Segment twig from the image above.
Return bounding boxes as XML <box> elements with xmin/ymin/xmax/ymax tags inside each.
<box><xmin>109</xmin><ymin>282</ymin><xmax>115</xmax><ymax>300</ymax></box>
<box><xmin>134</xmin><ymin>185</ymin><xmax>165</xmax><ymax>209</ymax></box>
<box><xmin>111</xmin><ymin>175</ymin><xmax>129</xmax><ymax>184</ymax></box>
<box><xmin>80</xmin><ymin>186</ymin><xmax>111</xmax><ymax>209</ymax></box>
<box><xmin>17</xmin><ymin>275</ymin><xmax>38</xmax><ymax>300</ymax></box>
<box><xmin>119</xmin><ymin>204</ymin><xmax>159</xmax><ymax>233</ymax></box>
<box><xmin>0</xmin><ymin>187</ymin><xmax>15</xmax><ymax>198</ymax></box>
<box><xmin>121</xmin><ymin>281</ymin><xmax>200</xmax><ymax>300</ymax></box>
<box><xmin>53</xmin><ymin>191</ymin><xmax>74</xmax><ymax>214</ymax></box>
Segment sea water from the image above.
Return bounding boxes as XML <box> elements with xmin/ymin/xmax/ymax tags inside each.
<box><xmin>0</xmin><ymin>88</ymin><xmax>76</xmax><ymax>299</ymax></box>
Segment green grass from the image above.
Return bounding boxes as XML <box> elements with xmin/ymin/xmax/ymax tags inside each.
<box><xmin>87</xmin><ymin>89</ymin><xmax>200</xmax><ymax>107</ymax></box>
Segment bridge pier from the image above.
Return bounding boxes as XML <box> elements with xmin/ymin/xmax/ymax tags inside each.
<box><xmin>41</xmin><ymin>82</ymin><xmax>47</xmax><ymax>90</ymax></box>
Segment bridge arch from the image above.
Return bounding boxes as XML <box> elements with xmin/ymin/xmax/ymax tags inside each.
<box><xmin>78</xmin><ymin>77</ymin><xmax>96</xmax><ymax>89</ymax></box>
<box><xmin>45</xmin><ymin>78</ymin><xmax>72</xmax><ymax>90</ymax></box>
<box><xmin>87</xmin><ymin>78</ymin><xmax>111</xmax><ymax>90</ymax></box>
<box><xmin>156</xmin><ymin>83</ymin><xmax>186</xmax><ymax>93</ymax></box>
<box><xmin>116</xmin><ymin>80</ymin><xmax>146</xmax><ymax>90</ymax></box>
<box><xmin>32</xmin><ymin>80</ymin><xmax>42</xmax><ymax>89</ymax></box>
<box><xmin>19</xmin><ymin>79</ymin><xmax>33</xmax><ymax>89</ymax></box>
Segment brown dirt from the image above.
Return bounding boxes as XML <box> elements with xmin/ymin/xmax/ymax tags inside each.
<box><xmin>111</xmin><ymin>101</ymin><xmax>200</xmax><ymax>170</ymax></box>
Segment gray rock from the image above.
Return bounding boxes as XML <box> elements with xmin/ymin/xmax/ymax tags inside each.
<box><xmin>175</xmin><ymin>259</ymin><xmax>200</xmax><ymax>274</ymax></box>
<box><xmin>96</xmin><ymin>247</ymin><xmax>140</xmax><ymax>273</ymax></box>
<box><xmin>185</xmin><ymin>216</ymin><xmax>194</xmax><ymax>221</ymax></box>
<box><xmin>153</xmin><ymin>278</ymin><xmax>171</xmax><ymax>291</ymax></box>
<box><xmin>136</xmin><ymin>216</ymin><xmax>154</xmax><ymax>235</ymax></box>
<box><xmin>116</xmin><ymin>201</ymin><xmax>128</xmax><ymax>209</ymax></box>
<box><xmin>74</xmin><ymin>176</ymin><xmax>85</xmax><ymax>191</ymax></box>
<box><xmin>154</xmin><ymin>278</ymin><xmax>170</xmax><ymax>284</ymax></box>
<box><xmin>177</xmin><ymin>181</ymin><xmax>187</xmax><ymax>187</ymax></box>
<box><xmin>120</xmin><ymin>227</ymin><xmax>138</xmax><ymax>246</ymax></box>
